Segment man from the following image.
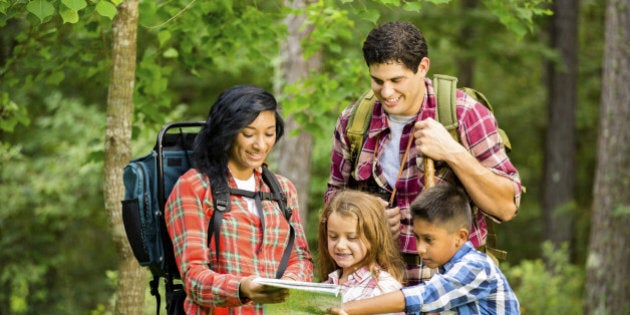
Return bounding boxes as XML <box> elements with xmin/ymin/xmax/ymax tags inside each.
<box><xmin>325</xmin><ymin>21</ymin><xmax>523</xmax><ymax>285</ymax></box>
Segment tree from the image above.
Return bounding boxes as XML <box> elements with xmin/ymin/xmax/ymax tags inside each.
<box><xmin>542</xmin><ymin>0</ymin><xmax>579</xmax><ymax>253</ymax></box>
<box><xmin>103</xmin><ymin>1</ymin><xmax>144</xmax><ymax>314</ymax></box>
<box><xmin>274</xmin><ymin>0</ymin><xmax>321</xmax><ymax>224</ymax></box>
<box><xmin>584</xmin><ymin>0</ymin><xmax>630</xmax><ymax>313</ymax></box>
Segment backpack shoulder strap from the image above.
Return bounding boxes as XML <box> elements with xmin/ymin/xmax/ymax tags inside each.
<box><xmin>208</xmin><ymin>175</ymin><xmax>230</xmax><ymax>264</ymax></box>
<box><xmin>347</xmin><ymin>90</ymin><xmax>377</xmax><ymax>163</ymax></box>
<box><xmin>261</xmin><ymin>164</ymin><xmax>291</xmax><ymax>221</ymax></box>
<box><xmin>433</xmin><ymin>74</ymin><xmax>460</xmax><ymax>141</ymax></box>
<box><xmin>260</xmin><ymin>164</ymin><xmax>294</xmax><ymax>278</ymax></box>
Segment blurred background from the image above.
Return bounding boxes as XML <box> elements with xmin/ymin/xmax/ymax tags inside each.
<box><xmin>1</xmin><ymin>0</ymin><xmax>626</xmax><ymax>314</ymax></box>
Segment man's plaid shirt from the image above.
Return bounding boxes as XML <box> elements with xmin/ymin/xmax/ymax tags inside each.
<box><xmin>325</xmin><ymin>78</ymin><xmax>522</xmax><ymax>283</ymax></box>
<box><xmin>166</xmin><ymin>168</ymin><xmax>313</xmax><ymax>315</ymax></box>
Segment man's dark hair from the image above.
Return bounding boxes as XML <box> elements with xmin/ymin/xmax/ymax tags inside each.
<box><xmin>362</xmin><ymin>21</ymin><xmax>429</xmax><ymax>73</ymax></box>
<box><xmin>192</xmin><ymin>84</ymin><xmax>284</xmax><ymax>186</ymax></box>
<box><xmin>410</xmin><ymin>183</ymin><xmax>472</xmax><ymax>233</ymax></box>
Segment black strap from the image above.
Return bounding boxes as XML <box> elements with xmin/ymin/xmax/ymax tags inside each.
<box><xmin>150</xmin><ymin>274</ymin><xmax>161</xmax><ymax>315</ymax></box>
<box><xmin>206</xmin><ymin>165</ymin><xmax>294</xmax><ymax>279</ymax></box>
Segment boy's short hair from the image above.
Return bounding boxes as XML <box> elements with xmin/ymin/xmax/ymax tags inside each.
<box><xmin>362</xmin><ymin>21</ymin><xmax>429</xmax><ymax>73</ymax></box>
<box><xmin>410</xmin><ymin>183</ymin><xmax>472</xmax><ymax>233</ymax></box>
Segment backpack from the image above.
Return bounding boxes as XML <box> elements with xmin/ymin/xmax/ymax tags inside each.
<box><xmin>346</xmin><ymin>74</ymin><xmax>509</xmax><ymax>261</ymax></box>
<box><xmin>121</xmin><ymin>121</ymin><xmax>294</xmax><ymax>315</ymax></box>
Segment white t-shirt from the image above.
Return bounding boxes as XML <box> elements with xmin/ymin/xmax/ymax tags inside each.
<box><xmin>233</xmin><ymin>174</ymin><xmax>258</xmax><ymax>215</ymax></box>
<box><xmin>381</xmin><ymin>114</ymin><xmax>415</xmax><ymax>187</ymax></box>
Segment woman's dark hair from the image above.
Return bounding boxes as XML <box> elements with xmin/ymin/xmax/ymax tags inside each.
<box><xmin>192</xmin><ymin>85</ymin><xmax>284</xmax><ymax>185</ymax></box>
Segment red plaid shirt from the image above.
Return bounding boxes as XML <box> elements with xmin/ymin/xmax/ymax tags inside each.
<box><xmin>326</xmin><ymin>78</ymin><xmax>522</xmax><ymax>282</ymax></box>
<box><xmin>166</xmin><ymin>168</ymin><xmax>313</xmax><ymax>315</ymax></box>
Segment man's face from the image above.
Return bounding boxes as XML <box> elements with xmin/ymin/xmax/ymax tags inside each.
<box><xmin>412</xmin><ymin>217</ymin><xmax>464</xmax><ymax>269</ymax></box>
<box><xmin>368</xmin><ymin>59</ymin><xmax>428</xmax><ymax>116</ymax></box>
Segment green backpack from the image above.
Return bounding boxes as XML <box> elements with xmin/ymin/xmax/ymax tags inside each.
<box><xmin>345</xmin><ymin>74</ymin><xmax>511</xmax><ymax>261</ymax></box>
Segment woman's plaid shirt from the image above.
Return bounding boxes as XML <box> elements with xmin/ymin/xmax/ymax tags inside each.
<box><xmin>166</xmin><ymin>168</ymin><xmax>313</xmax><ymax>315</ymax></box>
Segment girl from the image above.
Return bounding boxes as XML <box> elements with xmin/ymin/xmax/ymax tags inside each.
<box><xmin>318</xmin><ymin>189</ymin><xmax>405</xmax><ymax>313</ymax></box>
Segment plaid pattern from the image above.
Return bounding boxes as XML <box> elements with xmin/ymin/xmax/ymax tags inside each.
<box><xmin>325</xmin><ymin>266</ymin><xmax>403</xmax><ymax>312</ymax></box>
<box><xmin>165</xmin><ymin>168</ymin><xmax>313</xmax><ymax>315</ymax></box>
<box><xmin>326</xmin><ymin>78</ymin><xmax>522</xmax><ymax>284</ymax></box>
<box><xmin>402</xmin><ymin>242</ymin><xmax>520</xmax><ymax>314</ymax></box>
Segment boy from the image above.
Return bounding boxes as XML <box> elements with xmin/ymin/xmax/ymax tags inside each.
<box><xmin>328</xmin><ymin>183</ymin><xmax>520</xmax><ymax>315</ymax></box>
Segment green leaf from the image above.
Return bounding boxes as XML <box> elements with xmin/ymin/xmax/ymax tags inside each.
<box><xmin>95</xmin><ymin>0</ymin><xmax>116</xmax><ymax>20</ymax></box>
<box><xmin>61</xmin><ymin>0</ymin><xmax>87</xmax><ymax>11</ymax></box>
<box><xmin>402</xmin><ymin>2</ymin><xmax>423</xmax><ymax>12</ymax></box>
<box><xmin>59</xmin><ymin>5</ymin><xmax>79</xmax><ymax>24</ymax></box>
<box><xmin>45</xmin><ymin>71</ymin><xmax>65</xmax><ymax>85</ymax></box>
<box><xmin>26</xmin><ymin>0</ymin><xmax>55</xmax><ymax>23</ymax></box>
<box><xmin>158</xmin><ymin>30</ymin><xmax>171</xmax><ymax>47</ymax></box>
<box><xmin>362</xmin><ymin>8</ymin><xmax>380</xmax><ymax>24</ymax></box>
<box><xmin>162</xmin><ymin>47</ymin><xmax>178</xmax><ymax>58</ymax></box>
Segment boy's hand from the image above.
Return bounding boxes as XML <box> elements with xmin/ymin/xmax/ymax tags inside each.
<box><xmin>326</xmin><ymin>307</ymin><xmax>348</xmax><ymax>315</ymax></box>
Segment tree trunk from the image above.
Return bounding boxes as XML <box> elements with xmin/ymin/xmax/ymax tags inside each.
<box><xmin>542</xmin><ymin>0</ymin><xmax>579</xmax><ymax>254</ymax></box>
<box><xmin>584</xmin><ymin>0</ymin><xmax>630</xmax><ymax>313</ymax></box>
<box><xmin>104</xmin><ymin>1</ymin><xmax>145</xmax><ymax>314</ymax></box>
<box><xmin>456</xmin><ymin>0</ymin><xmax>477</xmax><ymax>87</ymax></box>
<box><xmin>274</xmin><ymin>0</ymin><xmax>322</xmax><ymax>225</ymax></box>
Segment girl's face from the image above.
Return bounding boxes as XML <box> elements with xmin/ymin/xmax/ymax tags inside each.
<box><xmin>228</xmin><ymin>110</ymin><xmax>277</xmax><ymax>180</ymax></box>
<box><xmin>326</xmin><ymin>212</ymin><xmax>368</xmax><ymax>278</ymax></box>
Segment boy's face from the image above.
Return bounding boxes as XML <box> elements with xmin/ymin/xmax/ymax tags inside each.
<box><xmin>368</xmin><ymin>58</ymin><xmax>429</xmax><ymax>117</ymax></box>
<box><xmin>412</xmin><ymin>218</ymin><xmax>467</xmax><ymax>269</ymax></box>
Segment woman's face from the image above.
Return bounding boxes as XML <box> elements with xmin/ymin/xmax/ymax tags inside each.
<box><xmin>228</xmin><ymin>110</ymin><xmax>277</xmax><ymax>180</ymax></box>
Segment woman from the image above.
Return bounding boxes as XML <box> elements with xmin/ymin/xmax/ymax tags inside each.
<box><xmin>165</xmin><ymin>85</ymin><xmax>314</xmax><ymax>314</ymax></box>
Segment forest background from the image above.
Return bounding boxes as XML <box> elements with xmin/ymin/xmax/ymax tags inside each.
<box><xmin>1</xmin><ymin>0</ymin><xmax>628</xmax><ymax>314</ymax></box>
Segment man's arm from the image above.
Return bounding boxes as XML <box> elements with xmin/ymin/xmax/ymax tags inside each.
<box><xmin>414</xmin><ymin>118</ymin><xmax>517</xmax><ymax>221</ymax></box>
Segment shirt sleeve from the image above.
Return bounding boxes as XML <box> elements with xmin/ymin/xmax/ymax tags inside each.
<box><xmin>457</xmin><ymin>91</ymin><xmax>523</xmax><ymax>211</ymax></box>
<box><xmin>325</xmin><ymin>104</ymin><xmax>355</xmax><ymax>204</ymax></box>
<box><xmin>165</xmin><ymin>170</ymin><xmax>243</xmax><ymax>308</ymax></box>
<box><xmin>401</xmin><ymin>260</ymin><xmax>494</xmax><ymax>313</ymax></box>
<box><xmin>275</xmin><ymin>175</ymin><xmax>314</xmax><ymax>282</ymax></box>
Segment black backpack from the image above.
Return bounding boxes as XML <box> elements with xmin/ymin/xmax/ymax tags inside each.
<box><xmin>121</xmin><ymin>121</ymin><xmax>294</xmax><ymax>314</ymax></box>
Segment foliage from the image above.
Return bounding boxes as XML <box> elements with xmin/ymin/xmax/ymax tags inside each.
<box><xmin>0</xmin><ymin>0</ymin><xmax>604</xmax><ymax>313</ymax></box>
<box><xmin>0</xmin><ymin>93</ymin><xmax>116</xmax><ymax>314</ymax></box>
<box><xmin>505</xmin><ymin>241</ymin><xmax>584</xmax><ymax>314</ymax></box>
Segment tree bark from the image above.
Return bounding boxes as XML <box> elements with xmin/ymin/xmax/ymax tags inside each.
<box><xmin>456</xmin><ymin>0</ymin><xmax>477</xmax><ymax>87</ymax></box>
<box><xmin>274</xmin><ymin>0</ymin><xmax>322</xmax><ymax>226</ymax></box>
<box><xmin>104</xmin><ymin>1</ymin><xmax>145</xmax><ymax>314</ymax></box>
<box><xmin>542</xmin><ymin>0</ymin><xmax>579</xmax><ymax>254</ymax></box>
<box><xmin>584</xmin><ymin>0</ymin><xmax>630</xmax><ymax>313</ymax></box>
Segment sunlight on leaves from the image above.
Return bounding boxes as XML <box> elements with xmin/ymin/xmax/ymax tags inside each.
<box><xmin>26</xmin><ymin>0</ymin><xmax>55</xmax><ymax>23</ymax></box>
<box><xmin>96</xmin><ymin>0</ymin><xmax>116</xmax><ymax>20</ymax></box>
<box><xmin>61</xmin><ymin>0</ymin><xmax>87</xmax><ymax>11</ymax></box>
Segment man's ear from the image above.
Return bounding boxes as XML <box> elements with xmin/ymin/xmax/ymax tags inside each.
<box><xmin>417</xmin><ymin>57</ymin><xmax>430</xmax><ymax>76</ymax></box>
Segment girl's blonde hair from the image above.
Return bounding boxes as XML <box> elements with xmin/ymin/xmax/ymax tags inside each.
<box><xmin>317</xmin><ymin>190</ymin><xmax>405</xmax><ymax>284</ymax></box>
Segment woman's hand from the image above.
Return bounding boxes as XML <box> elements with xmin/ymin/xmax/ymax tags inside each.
<box><xmin>239</xmin><ymin>276</ymin><xmax>289</xmax><ymax>304</ymax></box>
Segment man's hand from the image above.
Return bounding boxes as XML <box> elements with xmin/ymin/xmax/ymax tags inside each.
<box><xmin>385</xmin><ymin>206</ymin><xmax>401</xmax><ymax>238</ymax></box>
<box><xmin>413</xmin><ymin>118</ymin><xmax>465</xmax><ymax>162</ymax></box>
<box><xmin>379</xmin><ymin>198</ymin><xmax>401</xmax><ymax>238</ymax></box>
